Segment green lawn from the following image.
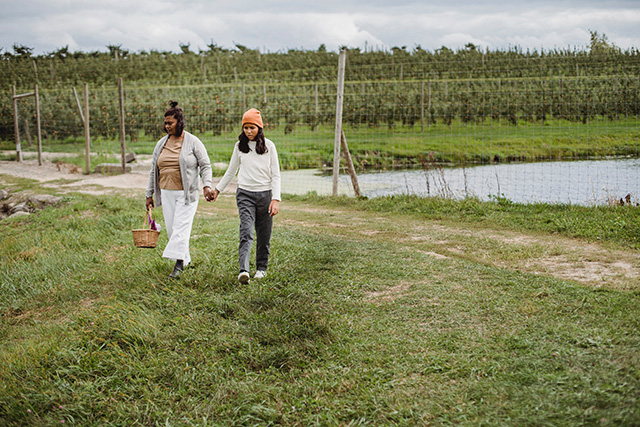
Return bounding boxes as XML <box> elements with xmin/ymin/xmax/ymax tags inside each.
<box><xmin>1</xmin><ymin>177</ymin><xmax>639</xmax><ymax>425</ymax></box>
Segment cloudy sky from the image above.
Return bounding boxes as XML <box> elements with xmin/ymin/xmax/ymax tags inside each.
<box><xmin>2</xmin><ymin>0</ymin><xmax>640</xmax><ymax>55</ymax></box>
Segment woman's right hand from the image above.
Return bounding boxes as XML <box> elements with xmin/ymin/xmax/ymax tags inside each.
<box><xmin>146</xmin><ymin>196</ymin><xmax>154</xmax><ymax>210</ymax></box>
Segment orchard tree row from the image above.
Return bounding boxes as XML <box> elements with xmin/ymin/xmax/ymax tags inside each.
<box><xmin>1</xmin><ymin>73</ymin><xmax>637</xmax><ymax>145</ymax></box>
<box><xmin>1</xmin><ymin>32</ymin><xmax>638</xmax><ymax>90</ymax></box>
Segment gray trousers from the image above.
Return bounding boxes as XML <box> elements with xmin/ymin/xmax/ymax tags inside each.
<box><xmin>236</xmin><ymin>188</ymin><xmax>273</xmax><ymax>273</ymax></box>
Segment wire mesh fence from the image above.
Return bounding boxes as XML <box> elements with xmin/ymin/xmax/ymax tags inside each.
<box><xmin>2</xmin><ymin>51</ymin><xmax>639</xmax><ymax>205</ymax></box>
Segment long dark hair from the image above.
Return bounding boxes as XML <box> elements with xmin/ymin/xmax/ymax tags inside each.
<box><xmin>238</xmin><ymin>127</ymin><xmax>268</xmax><ymax>154</ymax></box>
<box><xmin>164</xmin><ymin>100</ymin><xmax>185</xmax><ymax>136</ymax></box>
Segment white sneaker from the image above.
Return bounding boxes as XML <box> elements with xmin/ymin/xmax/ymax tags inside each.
<box><xmin>254</xmin><ymin>270</ymin><xmax>266</xmax><ymax>279</ymax></box>
<box><xmin>238</xmin><ymin>271</ymin><xmax>250</xmax><ymax>284</ymax></box>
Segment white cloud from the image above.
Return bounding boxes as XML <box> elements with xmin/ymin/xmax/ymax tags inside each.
<box><xmin>1</xmin><ymin>0</ymin><xmax>640</xmax><ymax>54</ymax></box>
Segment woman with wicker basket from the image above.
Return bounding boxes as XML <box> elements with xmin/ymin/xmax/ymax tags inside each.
<box><xmin>145</xmin><ymin>101</ymin><xmax>214</xmax><ymax>279</ymax></box>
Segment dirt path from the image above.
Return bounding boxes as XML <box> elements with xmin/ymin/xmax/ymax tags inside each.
<box><xmin>271</xmin><ymin>203</ymin><xmax>640</xmax><ymax>290</ymax></box>
<box><xmin>2</xmin><ymin>155</ymin><xmax>639</xmax><ymax>290</ymax></box>
<box><xmin>0</xmin><ymin>154</ymin><xmax>152</xmax><ymax>196</ymax></box>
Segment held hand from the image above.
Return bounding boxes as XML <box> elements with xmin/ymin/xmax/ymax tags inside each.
<box><xmin>211</xmin><ymin>188</ymin><xmax>220</xmax><ymax>202</ymax></box>
<box><xmin>145</xmin><ymin>196</ymin><xmax>154</xmax><ymax>210</ymax></box>
<box><xmin>203</xmin><ymin>186</ymin><xmax>214</xmax><ymax>202</ymax></box>
<box><xmin>269</xmin><ymin>200</ymin><xmax>280</xmax><ymax>216</ymax></box>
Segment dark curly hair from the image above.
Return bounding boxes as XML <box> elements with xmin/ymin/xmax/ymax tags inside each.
<box><xmin>238</xmin><ymin>127</ymin><xmax>267</xmax><ymax>154</ymax></box>
<box><xmin>164</xmin><ymin>100</ymin><xmax>185</xmax><ymax>136</ymax></box>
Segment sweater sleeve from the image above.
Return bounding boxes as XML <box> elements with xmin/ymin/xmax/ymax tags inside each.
<box><xmin>145</xmin><ymin>137</ymin><xmax>167</xmax><ymax>198</ymax></box>
<box><xmin>215</xmin><ymin>142</ymin><xmax>241</xmax><ymax>193</ymax></box>
<box><xmin>270</xmin><ymin>142</ymin><xmax>282</xmax><ymax>201</ymax></box>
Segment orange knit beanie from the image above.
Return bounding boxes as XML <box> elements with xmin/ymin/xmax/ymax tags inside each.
<box><xmin>242</xmin><ymin>108</ymin><xmax>263</xmax><ymax>128</ymax></box>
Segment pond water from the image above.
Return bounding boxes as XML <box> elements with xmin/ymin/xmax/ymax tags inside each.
<box><xmin>280</xmin><ymin>158</ymin><xmax>640</xmax><ymax>206</ymax></box>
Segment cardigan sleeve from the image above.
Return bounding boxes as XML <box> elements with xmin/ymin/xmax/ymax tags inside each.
<box><xmin>193</xmin><ymin>137</ymin><xmax>213</xmax><ymax>189</ymax></box>
<box><xmin>145</xmin><ymin>137</ymin><xmax>168</xmax><ymax>199</ymax></box>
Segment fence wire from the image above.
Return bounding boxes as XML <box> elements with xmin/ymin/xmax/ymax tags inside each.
<box><xmin>2</xmin><ymin>53</ymin><xmax>639</xmax><ymax>205</ymax></box>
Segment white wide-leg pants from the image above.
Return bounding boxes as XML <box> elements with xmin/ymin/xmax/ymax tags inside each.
<box><xmin>160</xmin><ymin>189</ymin><xmax>198</xmax><ymax>266</ymax></box>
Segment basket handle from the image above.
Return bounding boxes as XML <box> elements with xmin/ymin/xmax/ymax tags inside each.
<box><xmin>144</xmin><ymin>208</ymin><xmax>152</xmax><ymax>230</ymax></box>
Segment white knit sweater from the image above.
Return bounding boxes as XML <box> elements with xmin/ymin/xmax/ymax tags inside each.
<box><xmin>216</xmin><ymin>138</ymin><xmax>281</xmax><ymax>200</ymax></box>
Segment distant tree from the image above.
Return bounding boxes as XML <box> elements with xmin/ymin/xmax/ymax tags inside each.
<box><xmin>179</xmin><ymin>42</ymin><xmax>192</xmax><ymax>54</ymax></box>
<box><xmin>13</xmin><ymin>43</ymin><xmax>33</xmax><ymax>58</ymax></box>
<box><xmin>234</xmin><ymin>44</ymin><xmax>258</xmax><ymax>54</ymax></box>
<box><xmin>107</xmin><ymin>44</ymin><xmax>122</xmax><ymax>60</ymax></box>
<box><xmin>318</xmin><ymin>44</ymin><xmax>327</xmax><ymax>53</ymax></box>
<box><xmin>50</xmin><ymin>45</ymin><xmax>71</xmax><ymax>60</ymax></box>
<box><xmin>205</xmin><ymin>40</ymin><xmax>226</xmax><ymax>54</ymax></box>
<box><xmin>465</xmin><ymin>43</ymin><xmax>478</xmax><ymax>52</ymax></box>
<box><xmin>589</xmin><ymin>30</ymin><xmax>619</xmax><ymax>55</ymax></box>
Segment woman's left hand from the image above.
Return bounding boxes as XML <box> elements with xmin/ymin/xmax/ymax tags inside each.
<box><xmin>269</xmin><ymin>200</ymin><xmax>280</xmax><ymax>216</ymax></box>
<box><xmin>203</xmin><ymin>186</ymin><xmax>215</xmax><ymax>202</ymax></box>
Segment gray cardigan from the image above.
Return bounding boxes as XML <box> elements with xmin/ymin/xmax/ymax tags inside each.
<box><xmin>146</xmin><ymin>131</ymin><xmax>213</xmax><ymax>206</ymax></box>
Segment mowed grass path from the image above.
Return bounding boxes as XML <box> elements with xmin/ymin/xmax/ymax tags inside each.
<box><xmin>1</xmin><ymin>178</ymin><xmax>639</xmax><ymax>425</ymax></box>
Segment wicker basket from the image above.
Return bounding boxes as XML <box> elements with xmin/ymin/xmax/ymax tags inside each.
<box><xmin>132</xmin><ymin>208</ymin><xmax>160</xmax><ymax>248</ymax></box>
<box><xmin>132</xmin><ymin>228</ymin><xmax>160</xmax><ymax>248</ymax></box>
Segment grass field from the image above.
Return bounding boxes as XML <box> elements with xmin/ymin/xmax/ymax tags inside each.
<box><xmin>1</xmin><ymin>175</ymin><xmax>639</xmax><ymax>425</ymax></box>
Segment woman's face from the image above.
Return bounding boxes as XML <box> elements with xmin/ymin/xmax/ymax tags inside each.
<box><xmin>243</xmin><ymin>124</ymin><xmax>259</xmax><ymax>141</ymax></box>
<box><xmin>164</xmin><ymin>116</ymin><xmax>178</xmax><ymax>136</ymax></box>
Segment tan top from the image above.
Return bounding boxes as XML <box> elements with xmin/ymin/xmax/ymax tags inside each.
<box><xmin>157</xmin><ymin>136</ymin><xmax>183</xmax><ymax>190</ymax></box>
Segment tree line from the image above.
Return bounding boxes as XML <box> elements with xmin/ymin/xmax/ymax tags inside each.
<box><xmin>1</xmin><ymin>31</ymin><xmax>637</xmax><ymax>89</ymax></box>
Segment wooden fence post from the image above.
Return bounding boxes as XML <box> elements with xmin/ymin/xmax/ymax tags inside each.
<box><xmin>35</xmin><ymin>84</ymin><xmax>42</xmax><ymax>166</ymax></box>
<box><xmin>421</xmin><ymin>81</ymin><xmax>425</xmax><ymax>132</ymax></box>
<box><xmin>10</xmin><ymin>85</ymin><xmax>43</xmax><ymax>164</ymax></box>
<box><xmin>332</xmin><ymin>48</ymin><xmax>347</xmax><ymax>196</ymax></box>
<box><xmin>340</xmin><ymin>130</ymin><xmax>361</xmax><ymax>197</ymax></box>
<box><xmin>314</xmin><ymin>83</ymin><xmax>319</xmax><ymax>132</ymax></box>
<box><xmin>118</xmin><ymin>77</ymin><xmax>126</xmax><ymax>173</ymax></box>
<box><xmin>427</xmin><ymin>81</ymin><xmax>432</xmax><ymax>128</ymax></box>
<box><xmin>11</xmin><ymin>86</ymin><xmax>22</xmax><ymax>162</ymax></box>
<box><xmin>242</xmin><ymin>83</ymin><xmax>246</xmax><ymax>111</ymax></box>
<box><xmin>83</xmin><ymin>83</ymin><xmax>91</xmax><ymax>174</ymax></box>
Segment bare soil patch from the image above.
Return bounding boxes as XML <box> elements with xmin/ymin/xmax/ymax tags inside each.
<box><xmin>282</xmin><ymin>204</ymin><xmax>640</xmax><ymax>290</ymax></box>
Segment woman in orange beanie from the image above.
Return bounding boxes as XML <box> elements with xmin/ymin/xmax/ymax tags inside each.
<box><xmin>212</xmin><ymin>108</ymin><xmax>281</xmax><ymax>283</ymax></box>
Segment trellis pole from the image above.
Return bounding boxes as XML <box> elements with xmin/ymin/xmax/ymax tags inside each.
<box><xmin>118</xmin><ymin>78</ymin><xmax>127</xmax><ymax>173</ymax></box>
<box><xmin>34</xmin><ymin>84</ymin><xmax>42</xmax><ymax>165</ymax></box>
<box><xmin>314</xmin><ymin>83</ymin><xmax>319</xmax><ymax>132</ymax></box>
<box><xmin>341</xmin><ymin>130</ymin><xmax>361</xmax><ymax>197</ymax></box>
<box><xmin>11</xmin><ymin>84</ymin><xmax>43</xmax><ymax>164</ymax></box>
<box><xmin>11</xmin><ymin>86</ymin><xmax>22</xmax><ymax>162</ymax></box>
<box><xmin>73</xmin><ymin>85</ymin><xmax>92</xmax><ymax>172</ymax></box>
<box><xmin>332</xmin><ymin>48</ymin><xmax>346</xmax><ymax>196</ymax></box>
<box><xmin>83</xmin><ymin>83</ymin><xmax>91</xmax><ymax>174</ymax></box>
